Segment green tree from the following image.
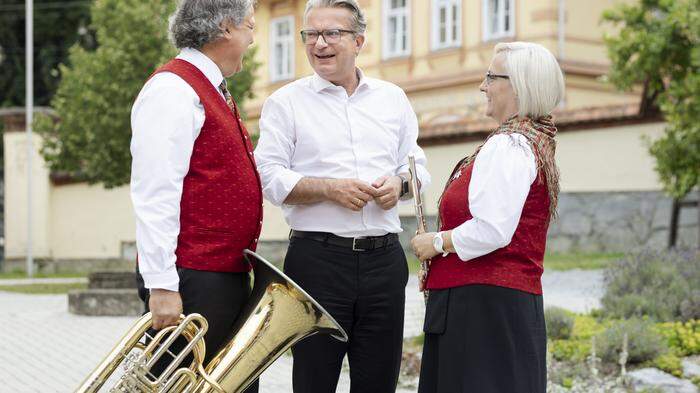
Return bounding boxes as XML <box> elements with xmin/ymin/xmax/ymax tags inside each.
<box><xmin>602</xmin><ymin>0</ymin><xmax>699</xmax><ymax>199</ymax></box>
<box><xmin>0</xmin><ymin>0</ymin><xmax>93</xmax><ymax>107</ymax></box>
<box><xmin>35</xmin><ymin>0</ymin><xmax>260</xmax><ymax>188</ymax></box>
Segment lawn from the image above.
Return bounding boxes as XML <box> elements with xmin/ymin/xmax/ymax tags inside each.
<box><xmin>544</xmin><ymin>252</ymin><xmax>623</xmax><ymax>271</ymax></box>
<box><xmin>0</xmin><ymin>271</ymin><xmax>87</xmax><ymax>280</ymax></box>
<box><xmin>406</xmin><ymin>252</ymin><xmax>622</xmax><ymax>273</ymax></box>
<box><xmin>0</xmin><ymin>283</ymin><xmax>87</xmax><ymax>294</ymax></box>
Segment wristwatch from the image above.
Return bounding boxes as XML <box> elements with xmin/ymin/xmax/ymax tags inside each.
<box><xmin>433</xmin><ymin>232</ymin><xmax>449</xmax><ymax>256</ymax></box>
<box><xmin>398</xmin><ymin>174</ymin><xmax>410</xmax><ymax>198</ymax></box>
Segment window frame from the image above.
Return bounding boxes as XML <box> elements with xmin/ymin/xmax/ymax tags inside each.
<box><xmin>269</xmin><ymin>15</ymin><xmax>295</xmax><ymax>82</ymax></box>
<box><xmin>383</xmin><ymin>0</ymin><xmax>412</xmax><ymax>59</ymax></box>
<box><xmin>431</xmin><ymin>0</ymin><xmax>462</xmax><ymax>50</ymax></box>
<box><xmin>482</xmin><ymin>0</ymin><xmax>515</xmax><ymax>41</ymax></box>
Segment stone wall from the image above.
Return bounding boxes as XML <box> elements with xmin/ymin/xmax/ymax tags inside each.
<box><xmin>547</xmin><ymin>191</ymin><xmax>698</xmax><ymax>253</ymax></box>
<box><xmin>4</xmin><ymin>190</ymin><xmax>694</xmax><ymax>273</ymax></box>
<box><xmin>260</xmin><ymin>190</ymin><xmax>698</xmax><ymax>260</ymax></box>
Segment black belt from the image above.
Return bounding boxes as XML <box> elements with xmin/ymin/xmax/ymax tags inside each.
<box><xmin>290</xmin><ymin>230</ymin><xmax>399</xmax><ymax>252</ymax></box>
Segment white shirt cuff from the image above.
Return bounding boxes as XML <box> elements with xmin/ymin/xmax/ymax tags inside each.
<box><xmin>141</xmin><ymin>265</ymin><xmax>179</xmax><ymax>292</ymax></box>
<box><xmin>450</xmin><ymin>219</ymin><xmax>505</xmax><ymax>262</ymax></box>
<box><xmin>265</xmin><ymin>169</ymin><xmax>304</xmax><ymax>206</ymax></box>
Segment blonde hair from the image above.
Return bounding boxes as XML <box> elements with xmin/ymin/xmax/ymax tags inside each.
<box><xmin>494</xmin><ymin>42</ymin><xmax>565</xmax><ymax>119</ymax></box>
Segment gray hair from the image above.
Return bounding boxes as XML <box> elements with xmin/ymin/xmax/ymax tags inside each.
<box><xmin>304</xmin><ymin>0</ymin><xmax>367</xmax><ymax>35</ymax></box>
<box><xmin>495</xmin><ymin>42</ymin><xmax>565</xmax><ymax>119</ymax></box>
<box><xmin>169</xmin><ymin>0</ymin><xmax>254</xmax><ymax>49</ymax></box>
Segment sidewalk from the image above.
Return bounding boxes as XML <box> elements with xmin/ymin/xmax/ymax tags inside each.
<box><xmin>0</xmin><ymin>277</ymin><xmax>425</xmax><ymax>393</ymax></box>
<box><xmin>0</xmin><ymin>271</ymin><xmax>603</xmax><ymax>392</ymax></box>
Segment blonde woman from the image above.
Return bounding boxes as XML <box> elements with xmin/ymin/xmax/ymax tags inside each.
<box><xmin>411</xmin><ymin>42</ymin><xmax>564</xmax><ymax>393</ymax></box>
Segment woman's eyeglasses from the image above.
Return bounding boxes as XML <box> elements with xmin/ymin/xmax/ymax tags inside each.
<box><xmin>484</xmin><ymin>71</ymin><xmax>510</xmax><ymax>85</ymax></box>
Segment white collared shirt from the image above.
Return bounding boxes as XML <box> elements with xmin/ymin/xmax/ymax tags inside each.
<box><xmin>255</xmin><ymin>71</ymin><xmax>431</xmax><ymax>237</ymax></box>
<box><xmin>130</xmin><ymin>48</ymin><xmax>225</xmax><ymax>291</ymax></box>
<box><xmin>451</xmin><ymin>133</ymin><xmax>538</xmax><ymax>261</ymax></box>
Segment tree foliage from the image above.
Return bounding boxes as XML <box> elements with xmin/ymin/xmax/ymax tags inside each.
<box><xmin>0</xmin><ymin>0</ymin><xmax>93</xmax><ymax>107</ymax></box>
<box><xmin>34</xmin><ymin>0</ymin><xmax>260</xmax><ymax>188</ymax></box>
<box><xmin>602</xmin><ymin>0</ymin><xmax>699</xmax><ymax>199</ymax></box>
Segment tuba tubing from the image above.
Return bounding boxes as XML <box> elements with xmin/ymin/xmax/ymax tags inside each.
<box><xmin>195</xmin><ymin>249</ymin><xmax>348</xmax><ymax>392</ymax></box>
<box><xmin>76</xmin><ymin>249</ymin><xmax>348</xmax><ymax>393</ymax></box>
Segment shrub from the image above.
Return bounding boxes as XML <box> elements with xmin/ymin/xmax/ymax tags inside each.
<box><xmin>601</xmin><ymin>250</ymin><xmax>700</xmax><ymax>322</ymax></box>
<box><xmin>545</xmin><ymin>307</ymin><xmax>575</xmax><ymax>340</ymax></box>
<box><xmin>550</xmin><ymin>339</ymin><xmax>590</xmax><ymax>362</ymax></box>
<box><xmin>655</xmin><ymin>320</ymin><xmax>700</xmax><ymax>356</ymax></box>
<box><xmin>572</xmin><ymin>315</ymin><xmax>608</xmax><ymax>340</ymax></box>
<box><xmin>653</xmin><ymin>352</ymin><xmax>683</xmax><ymax>377</ymax></box>
<box><xmin>596</xmin><ymin>318</ymin><xmax>667</xmax><ymax>364</ymax></box>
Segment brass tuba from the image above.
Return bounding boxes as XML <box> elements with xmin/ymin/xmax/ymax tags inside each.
<box><xmin>77</xmin><ymin>249</ymin><xmax>348</xmax><ymax>392</ymax></box>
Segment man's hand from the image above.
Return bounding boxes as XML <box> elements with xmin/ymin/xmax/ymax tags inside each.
<box><xmin>326</xmin><ymin>179</ymin><xmax>378</xmax><ymax>211</ymax></box>
<box><xmin>372</xmin><ymin>175</ymin><xmax>402</xmax><ymax>210</ymax></box>
<box><xmin>149</xmin><ymin>289</ymin><xmax>183</xmax><ymax>330</ymax></box>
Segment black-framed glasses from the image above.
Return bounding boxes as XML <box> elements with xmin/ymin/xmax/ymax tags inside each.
<box><xmin>485</xmin><ymin>71</ymin><xmax>510</xmax><ymax>84</ymax></box>
<box><xmin>300</xmin><ymin>29</ymin><xmax>356</xmax><ymax>45</ymax></box>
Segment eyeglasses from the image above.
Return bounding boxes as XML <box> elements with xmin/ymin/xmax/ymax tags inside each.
<box><xmin>300</xmin><ymin>29</ymin><xmax>356</xmax><ymax>45</ymax></box>
<box><xmin>484</xmin><ymin>71</ymin><xmax>510</xmax><ymax>85</ymax></box>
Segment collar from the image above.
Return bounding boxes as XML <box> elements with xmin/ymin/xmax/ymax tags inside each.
<box><xmin>310</xmin><ymin>68</ymin><xmax>377</xmax><ymax>93</ymax></box>
<box><xmin>176</xmin><ymin>48</ymin><xmax>225</xmax><ymax>90</ymax></box>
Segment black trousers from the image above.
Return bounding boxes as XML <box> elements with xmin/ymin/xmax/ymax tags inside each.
<box><xmin>418</xmin><ymin>285</ymin><xmax>546</xmax><ymax>393</ymax></box>
<box><xmin>284</xmin><ymin>236</ymin><xmax>408</xmax><ymax>393</ymax></box>
<box><xmin>136</xmin><ymin>267</ymin><xmax>259</xmax><ymax>393</ymax></box>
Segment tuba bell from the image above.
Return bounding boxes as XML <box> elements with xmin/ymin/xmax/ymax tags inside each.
<box><xmin>76</xmin><ymin>249</ymin><xmax>348</xmax><ymax>392</ymax></box>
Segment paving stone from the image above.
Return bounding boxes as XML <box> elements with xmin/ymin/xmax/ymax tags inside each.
<box><xmin>0</xmin><ymin>269</ymin><xmax>602</xmax><ymax>392</ymax></box>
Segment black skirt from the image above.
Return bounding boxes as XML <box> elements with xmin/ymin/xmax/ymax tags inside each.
<box><xmin>418</xmin><ymin>284</ymin><xmax>546</xmax><ymax>393</ymax></box>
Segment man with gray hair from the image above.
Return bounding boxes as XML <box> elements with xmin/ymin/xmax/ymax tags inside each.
<box><xmin>130</xmin><ymin>2</ymin><xmax>260</xmax><ymax>389</ymax></box>
<box><xmin>255</xmin><ymin>0</ymin><xmax>430</xmax><ymax>391</ymax></box>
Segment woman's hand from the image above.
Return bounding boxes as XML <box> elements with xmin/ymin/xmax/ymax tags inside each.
<box><xmin>411</xmin><ymin>232</ymin><xmax>440</xmax><ymax>261</ymax></box>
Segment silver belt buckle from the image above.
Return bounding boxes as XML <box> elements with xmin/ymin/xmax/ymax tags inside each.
<box><xmin>352</xmin><ymin>237</ymin><xmax>365</xmax><ymax>252</ymax></box>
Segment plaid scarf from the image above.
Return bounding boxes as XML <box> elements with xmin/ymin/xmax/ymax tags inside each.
<box><xmin>440</xmin><ymin>115</ymin><xmax>560</xmax><ymax>221</ymax></box>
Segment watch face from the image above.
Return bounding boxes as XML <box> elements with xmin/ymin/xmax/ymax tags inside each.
<box><xmin>433</xmin><ymin>234</ymin><xmax>442</xmax><ymax>249</ymax></box>
<box><xmin>402</xmin><ymin>179</ymin><xmax>409</xmax><ymax>196</ymax></box>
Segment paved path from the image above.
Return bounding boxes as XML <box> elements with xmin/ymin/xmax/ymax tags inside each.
<box><xmin>0</xmin><ymin>278</ymin><xmax>425</xmax><ymax>393</ymax></box>
<box><xmin>542</xmin><ymin>269</ymin><xmax>604</xmax><ymax>313</ymax></box>
<box><xmin>0</xmin><ymin>271</ymin><xmax>602</xmax><ymax>392</ymax></box>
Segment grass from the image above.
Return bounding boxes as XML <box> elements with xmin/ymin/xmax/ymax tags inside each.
<box><xmin>0</xmin><ymin>270</ymin><xmax>87</xmax><ymax>280</ymax></box>
<box><xmin>544</xmin><ymin>252</ymin><xmax>623</xmax><ymax>271</ymax></box>
<box><xmin>406</xmin><ymin>252</ymin><xmax>622</xmax><ymax>272</ymax></box>
<box><xmin>407</xmin><ymin>257</ymin><xmax>422</xmax><ymax>274</ymax></box>
<box><xmin>0</xmin><ymin>283</ymin><xmax>87</xmax><ymax>294</ymax></box>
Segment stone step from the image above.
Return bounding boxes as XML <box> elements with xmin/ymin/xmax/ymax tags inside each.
<box><xmin>88</xmin><ymin>271</ymin><xmax>137</xmax><ymax>289</ymax></box>
<box><xmin>68</xmin><ymin>288</ymin><xmax>143</xmax><ymax>317</ymax></box>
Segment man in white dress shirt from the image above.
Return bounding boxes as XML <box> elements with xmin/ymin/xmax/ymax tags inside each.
<box><xmin>255</xmin><ymin>1</ymin><xmax>430</xmax><ymax>391</ymax></box>
<box><xmin>130</xmin><ymin>1</ymin><xmax>260</xmax><ymax>389</ymax></box>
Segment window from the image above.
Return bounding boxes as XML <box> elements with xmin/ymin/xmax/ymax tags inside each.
<box><xmin>383</xmin><ymin>0</ymin><xmax>411</xmax><ymax>59</ymax></box>
<box><xmin>483</xmin><ymin>0</ymin><xmax>514</xmax><ymax>41</ymax></box>
<box><xmin>270</xmin><ymin>16</ymin><xmax>294</xmax><ymax>82</ymax></box>
<box><xmin>432</xmin><ymin>0</ymin><xmax>461</xmax><ymax>50</ymax></box>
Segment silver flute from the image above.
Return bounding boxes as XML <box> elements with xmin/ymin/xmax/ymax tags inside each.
<box><xmin>408</xmin><ymin>155</ymin><xmax>429</xmax><ymax>303</ymax></box>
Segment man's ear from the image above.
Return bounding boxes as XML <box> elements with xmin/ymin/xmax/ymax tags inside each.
<box><xmin>221</xmin><ymin>21</ymin><xmax>233</xmax><ymax>39</ymax></box>
<box><xmin>355</xmin><ymin>34</ymin><xmax>365</xmax><ymax>54</ymax></box>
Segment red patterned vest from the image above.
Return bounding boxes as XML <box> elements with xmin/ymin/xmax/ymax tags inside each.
<box><xmin>149</xmin><ymin>59</ymin><xmax>263</xmax><ymax>273</ymax></box>
<box><xmin>426</xmin><ymin>160</ymin><xmax>550</xmax><ymax>294</ymax></box>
